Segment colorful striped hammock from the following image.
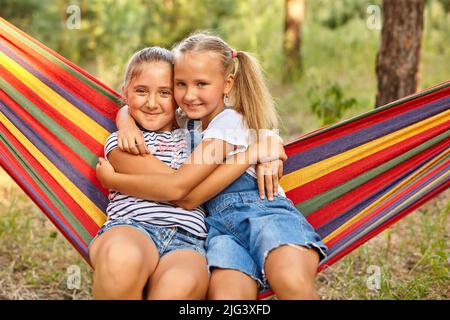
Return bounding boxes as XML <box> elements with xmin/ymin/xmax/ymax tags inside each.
<box><xmin>1</xmin><ymin>17</ymin><xmax>449</xmax><ymax>299</ymax></box>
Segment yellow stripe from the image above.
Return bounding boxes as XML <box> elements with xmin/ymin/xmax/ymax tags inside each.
<box><xmin>0</xmin><ymin>112</ymin><xmax>107</xmax><ymax>227</ymax></box>
<box><xmin>327</xmin><ymin>169</ymin><xmax>449</xmax><ymax>249</ymax></box>
<box><xmin>322</xmin><ymin>149</ymin><xmax>449</xmax><ymax>243</ymax></box>
<box><xmin>0</xmin><ymin>51</ymin><xmax>110</xmax><ymax>145</ymax></box>
<box><xmin>280</xmin><ymin>110</ymin><xmax>450</xmax><ymax>192</ymax></box>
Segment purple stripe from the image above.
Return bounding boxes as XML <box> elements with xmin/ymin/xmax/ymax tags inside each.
<box><xmin>322</xmin><ymin>176</ymin><xmax>447</xmax><ymax>264</ymax></box>
<box><xmin>0</xmin><ymin>100</ymin><xmax>109</xmax><ymax>211</ymax></box>
<box><xmin>315</xmin><ymin>147</ymin><xmax>449</xmax><ymax>238</ymax></box>
<box><xmin>284</xmin><ymin>96</ymin><xmax>450</xmax><ymax>175</ymax></box>
<box><xmin>0</xmin><ymin>152</ymin><xmax>89</xmax><ymax>260</ymax></box>
<box><xmin>0</xmin><ymin>42</ymin><xmax>116</xmax><ymax>132</ymax></box>
<box><xmin>324</xmin><ymin>167</ymin><xmax>448</xmax><ymax>261</ymax></box>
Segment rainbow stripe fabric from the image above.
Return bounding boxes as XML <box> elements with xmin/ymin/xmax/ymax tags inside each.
<box><xmin>1</xmin><ymin>18</ymin><xmax>449</xmax><ymax>298</ymax></box>
<box><xmin>282</xmin><ymin>83</ymin><xmax>449</xmax><ymax>272</ymax></box>
<box><xmin>0</xmin><ymin>17</ymin><xmax>119</xmax><ymax>259</ymax></box>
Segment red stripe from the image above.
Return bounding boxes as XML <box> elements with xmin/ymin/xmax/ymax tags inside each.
<box><xmin>0</xmin><ymin>141</ymin><xmax>90</xmax><ymax>259</ymax></box>
<box><xmin>0</xmin><ymin>88</ymin><xmax>108</xmax><ymax>197</ymax></box>
<box><xmin>285</xmin><ymin>81</ymin><xmax>450</xmax><ymax>147</ymax></box>
<box><xmin>254</xmin><ymin>175</ymin><xmax>448</xmax><ymax>298</ymax></box>
<box><xmin>286</xmin><ymin>121</ymin><xmax>450</xmax><ymax>205</ymax></box>
<box><xmin>284</xmin><ymin>125</ymin><xmax>331</xmax><ymax>145</ymax></box>
<box><xmin>318</xmin><ymin>180</ymin><xmax>449</xmax><ymax>272</ymax></box>
<box><xmin>0</xmin><ymin>65</ymin><xmax>105</xmax><ymax>156</ymax></box>
<box><xmin>284</xmin><ymin>86</ymin><xmax>450</xmax><ymax>156</ymax></box>
<box><xmin>0</xmin><ymin>17</ymin><xmax>120</xmax><ymax>99</ymax></box>
<box><xmin>0</xmin><ymin>122</ymin><xmax>102</xmax><ymax>237</ymax></box>
<box><xmin>325</xmin><ymin>160</ymin><xmax>449</xmax><ymax>249</ymax></box>
<box><xmin>257</xmin><ymin>290</ymin><xmax>275</xmax><ymax>300</ymax></box>
<box><xmin>1</xmin><ymin>33</ymin><xmax>119</xmax><ymax>120</ymax></box>
<box><xmin>306</xmin><ymin>139</ymin><xmax>450</xmax><ymax>229</ymax></box>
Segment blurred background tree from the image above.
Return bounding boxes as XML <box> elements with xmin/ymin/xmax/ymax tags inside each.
<box><xmin>0</xmin><ymin>0</ymin><xmax>449</xmax><ymax>300</ymax></box>
<box><xmin>376</xmin><ymin>0</ymin><xmax>425</xmax><ymax>107</ymax></box>
<box><xmin>1</xmin><ymin>0</ymin><xmax>449</xmax><ymax>138</ymax></box>
<box><xmin>283</xmin><ymin>0</ymin><xmax>305</xmax><ymax>82</ymax></box>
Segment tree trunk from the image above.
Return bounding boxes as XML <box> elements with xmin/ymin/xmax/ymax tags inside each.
<box><xmin>375</xmin><ymin>0</ymin><xmax>425</xmax><ymax>107</ymax></box>
<box><xmin>283</xmin><ymin>0</ymin><xmax>305</xmax><ymax>81</ymax></box>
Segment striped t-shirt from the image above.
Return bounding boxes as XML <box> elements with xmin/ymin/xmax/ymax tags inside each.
<box><xmin>103</xmin><ymin>130</ymin><xmax>207</xmax><ymax>238</ymax></box>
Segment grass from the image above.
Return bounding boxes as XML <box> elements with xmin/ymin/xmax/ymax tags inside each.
<box><xmin>0</xmin><ymin>174</ymin><xmax>92</xmax><ymax>299</ymax></box>
<box><xmin>0</xmin><ymin>0</ymin><xmax>448</xmax><ymax>300</ymax></box>
<box><xmin>316</xmin><ymin>192</ymin><xmax>449</xmax><ymax>300</ymax></box>
<box><xmin>0</xmin><ymin>170</ymin><xmax>448</xmax><ymax>300</ymax></box>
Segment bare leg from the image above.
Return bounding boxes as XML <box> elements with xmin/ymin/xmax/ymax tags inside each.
<box><xmin>146</xmin><ymin>249</ymin><xmax>209</xmax><ymax>300</ymax></box>
<box><xmin>207</xmin><ymin>269</ymin><xmax>258</xmax><ymax>300</ymax></box>
<box><xmin>89</xmin><ymin>226</ymin><xmax>159</xmax><ymax>299</ymax></box>
<box><xmin>264</xmin><ymin>244</ymin><xmax>320</xmax><ymax>300</ymax></box>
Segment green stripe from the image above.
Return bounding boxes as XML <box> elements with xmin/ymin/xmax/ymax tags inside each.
<box><xmin>0</xmin><ymin>131</ymin><xmax>93</xmax><ymax>244</ymax></box>
<box><xmin>370</xmin><ymin>153</ymin><xmax>449</xmax><ymax>206</ymax></box>
<box><xmin>1</xmin><ymin>78</ymin><xmax>98</xmax><ymax>167</ymax></box>
<box><xmin>353</xmin><ymin>154</ymin><xmax>449</xmax><ymax>224</ymax></box>
<box><xmin>286</xmin><ymin>82</ymin><xmax>450</xmax><ymax>146</ymax></box>
<box><xmin>325</xmin><ymin>164</ymin><xmax>448</xmax><ymax>259</ymax></box>
<box><xmin>0</xmin><ymin>22</ymin><xmax>121</xmax><ymax>105</ymax></box>
<box><xmin>297</xmin><ymin>130</ymin><xmax>450</xmax><ymax>215</ymax></box>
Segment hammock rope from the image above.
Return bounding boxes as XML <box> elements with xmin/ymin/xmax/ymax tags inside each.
<box><xmin>0</xmin><ymin>17</ymin><xmax>449</xmax><ymax>299</ymax></box>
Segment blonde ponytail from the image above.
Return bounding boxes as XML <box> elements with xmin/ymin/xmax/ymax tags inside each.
<box><xmin>173</xmin><ymin>31</ymin><xmax>279</xmax><ymax>131</ymax></box>
<box><xmin>233</xmin><ymin>51</ymin><xmax>279</xmax><ymax>131</ymax></box>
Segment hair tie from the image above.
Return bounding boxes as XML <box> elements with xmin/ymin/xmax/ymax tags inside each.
<box><xmin>232</xmin><ymin>50</ymin><xmax>239</xmax><ymax>58</ymax></box>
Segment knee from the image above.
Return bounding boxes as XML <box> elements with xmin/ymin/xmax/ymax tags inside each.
<box><xmin>150</xmin><ymin>271</ymin><xmax>208</xmax><ymax>300</ymax></box>
<box><xmin>269</xmin><ymin>267</ymin><xmax>318</xmax><ymax>299</ymax></box>
<box><xmin>207</xmin><ymin>283</ymin><xmax>257</xmax><ymax>300</ymax></box>
<box><xmin>96</xmin><ymin>243</ymin><xmax>147</xmax><ymax>286</ymax></box>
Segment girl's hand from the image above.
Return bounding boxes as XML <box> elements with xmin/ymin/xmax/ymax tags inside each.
<box><xmin>96</xmin><ymin>158</ymin><xmax>116</xmax><ymax>189</ymax></box>
<box><xmin>256</xmin><ymin>159</ymin><xmax>284</xmax><ymax>200</ymax></box>
<box><xmin>117</xmin><ymin>126</ymin><xmax>149</xmax><ymax>156</ymax></box>
<box><xmin>256</xmin><ymin>134</ymin><xmax>287</xmax><ymax>163</ymax></box>
<box><xmin>255</xmin><ymin>134</ymin><xmax>287</xmax><ymax>200</ymax></box>
<box><xmin>116</xmin><ymin>105</ymin><xmax>149</xmax><ymax>156</ymax></box>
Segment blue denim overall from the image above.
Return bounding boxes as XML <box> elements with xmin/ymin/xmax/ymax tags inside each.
<box><xmin>204</xmin><ymin>171</ymin><xmax>328</xmax><ymax>289</ymax></box>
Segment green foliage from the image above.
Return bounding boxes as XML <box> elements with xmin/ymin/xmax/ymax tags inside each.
<box><xmin>437</xmin><ymin>0</ymin><xmax>450</xmax><ymax>12</ymax></box>
<box><xmin>0</xmin><ymin>1</ymin><xmax>449</xmax><ymax>298</ymax></box>
<box><xmin>0</xmin><ymin>0</ymin><xmax>44</xmax><ymax>25</ymax></box>
<box><xmin>1</xmin><ymin>0</ymin><xmax>238</xmax><ymax>88</ymax></box>
<box><xmin>1</xmin><ymin>0</ymin><xmax>449</xmax><ymax>136</ymax></box>
<box><xmin>311</xmin><ymin>0</ymin><xmax>380</xmax><ymax>30</ymax></box>
<box><xmin>308</xmin><ymin>82</ymin><xmax>357</xmax><ymax>125</ymax></box>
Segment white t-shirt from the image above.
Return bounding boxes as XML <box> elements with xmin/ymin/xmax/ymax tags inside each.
<box><xmin>195</xmin><ymin>108</ymin><xmax>286</xmax><ymax>196</ymax></box>
<box><xmin>202</xmin><ymin>108</ymin><xmax>250</xmax><ymax>158</ymax></box>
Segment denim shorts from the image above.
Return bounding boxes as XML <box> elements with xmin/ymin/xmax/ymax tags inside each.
<box><xmin>204</xmin><ymin>173</ymin><xmax>328</xmax><ymax>290</ymax></box>
<box><xmin>88</xmin><ymin>218</ymin><xmax>206</xmax><ymax>259</ymax></box>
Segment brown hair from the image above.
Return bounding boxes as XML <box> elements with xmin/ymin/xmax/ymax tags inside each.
<box><xmin>172</xmin><ymin>31</ymin><xmax>279</xmax><ymax>130</ymax></box>
<box><xmin>123</xmin><ymin>46</ymin><xmax>174</xmax><ymax>89</ymax></box>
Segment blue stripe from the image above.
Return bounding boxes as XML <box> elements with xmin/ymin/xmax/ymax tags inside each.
<box><xmin>0</xmin><ymin>42</ymin><xmax>116</xmax><ymax>132</ymax></box>
<box><xmin>284</xmin><ymin>96</ymin><xmax>450</xmax><ymax>174</ymax></box>
<box><xmin>0</xmin><ymin>100</ymin><xmax>109</xmax><ymax>211</ymax></box>
<box><xmin>315</xmin><ymin>146</ymin><xmax>449</xmax><ymax>238</ymax></box>
<box><xmin>0</xmin><ymin>147</ymin><xmax>89</xmax><ymax>259</ymax></box>
<box><xmin>324</xmin><ymin>164</ymin><xmax>449</xmax><ymax>262</ymax></box>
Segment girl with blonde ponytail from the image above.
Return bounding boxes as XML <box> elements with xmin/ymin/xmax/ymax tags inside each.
<box><xmin>230</xmin><ymin>49</ymin><xmax>279</xmax><ymax>132</ymax></box>
<box><xmin>99</xmin><ymin>31</ymin><xmax>327</xmax><ymax>300</ymax></box>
